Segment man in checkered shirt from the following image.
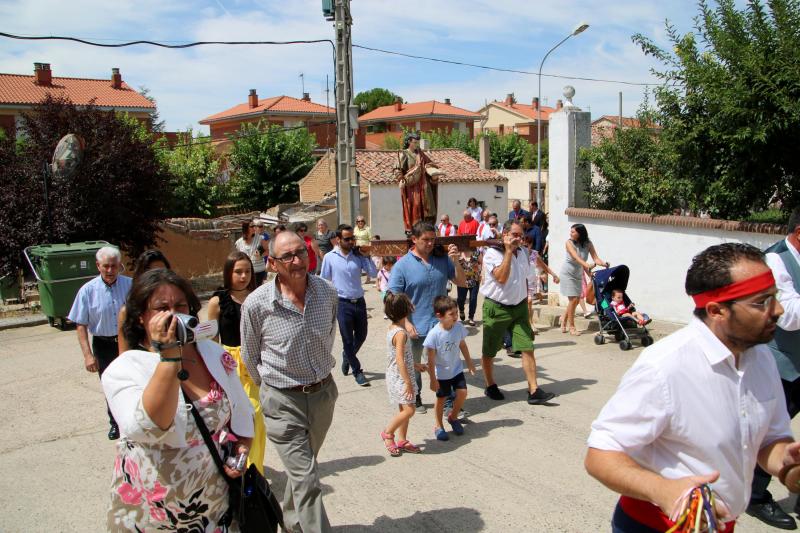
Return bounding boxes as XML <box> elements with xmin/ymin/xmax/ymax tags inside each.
<box><xmin>241</xmin><ymin>230</ymin><xmax>338</xmax><ymax>533</ymax></box>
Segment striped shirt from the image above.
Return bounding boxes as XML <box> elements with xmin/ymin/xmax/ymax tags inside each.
<box><xmin>240</xmin><ymin>274</ymin><xmax>338</xmax><ymax>388</ymax></box>
<box><xmin>67</xmin><ymin>275</ymin><xmax>133</xmax><ymax>336</ymax></box>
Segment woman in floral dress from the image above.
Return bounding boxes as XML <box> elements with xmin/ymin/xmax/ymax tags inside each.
<box><xmin>102</xmin><ymin>270</ymin><xmax>254</xmax><ymax>532</ymax></box>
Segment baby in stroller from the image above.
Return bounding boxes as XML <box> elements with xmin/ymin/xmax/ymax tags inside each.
<box><xmin>610</xmin><ymin>289</ymin><xmax>651</xmax><ymax>326</ymax></box>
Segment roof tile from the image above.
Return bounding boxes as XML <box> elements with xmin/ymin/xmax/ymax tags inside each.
<box><xmin>359</xmin><ymin>100</ymin><xmax>481</xmax><ymax>122</ymax></box>
<box><xmin>0</xmin><ymin>74</ymin><xmax>155</xmax><ymax>108</ymax></box>
<box><xmin>200</xmin><ymin>95</ymin><xmax>335</xmax><ymax>124</ymax></box>
<box><xmin>356</xmin><ymin>149</ymin><xmax>506</xmax><ymax>185</ymax></box>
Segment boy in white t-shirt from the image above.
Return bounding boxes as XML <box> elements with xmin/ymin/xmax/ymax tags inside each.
<box><xmin>424</xmin><ymin>296</ymin><xmax>476</xmax><ymax>441</ymax></box>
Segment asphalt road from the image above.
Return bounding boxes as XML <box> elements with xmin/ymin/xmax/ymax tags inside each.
<box><xmin>1</xmin><ymin>286</ymin><xmax>796</xmax><ymax>532</ymax></box>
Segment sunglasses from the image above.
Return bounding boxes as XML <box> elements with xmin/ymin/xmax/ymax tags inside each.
<box><xmin>341</xmin><ymin>237</ymin><xmax>354</xmax><ymax>242</ymax></box>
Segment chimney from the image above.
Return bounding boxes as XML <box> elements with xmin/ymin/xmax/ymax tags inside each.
<box><xmin>394</xmin><ymin>96</ymin><xmax>402</xmax><ymax>112</ymax></box>
<box><xmin>479</xmin><ymin>135</ymin><xmax>490</xmax><ymax>170</ymax></box>
<box><xmin>444</xmin><ymin>98</ymin><xmax>451</xmax><ymax>105</ymax></box>
<box><xmin>556</xmin><ymin>99</ymin><xmax>563</xmax><ymax>110</ymax></box>
<box><xmin>248</xmin><ymin>89</ymin><xmax>258</xmax><ymax>108</ymax></box>
<box><xmin>302</xmin><ymin>92</ymin><xmax>310</xmax><ymax>102</ymax></box>
<box><xmin>504</xmin><ymin>93</ymin><xmax>514</xmax><ymax>106</ymax></box>
<box><xmin>111</xmin><ymin>68</ymin><xmax>122</xmax><ymax>89</ymax></box>
<box><xmin>34</xmin><ymin>62</ymin><xmax>52</xmax><ymax>86</ymax></box>
<box><xmin>532</xmin><ymin>97</ymin><xmax>539</xmax><ymax>111</ymax></box>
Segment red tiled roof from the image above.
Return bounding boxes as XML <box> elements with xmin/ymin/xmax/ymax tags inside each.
<box><xmin>592</xmin><ymin>115</ymin><xmax>642</xmax><ymax>128</ymax></box>
<box><xmin>488</xmin><ymin>100</ymin><xmax>556</xmax><ymax>122</ymax></box>
<box><xmin>200</xmin><ymin>95</ymin><xmax>335</xmax><ymax>124</ymax></box>
<box><xmin>359</xmin><ymin>100</ymin><xmax>481</xmax><ymax>122</ymax></box>
<box><xmin>0</xmin><ymin>74</ymin><xmax>155</xmax><ymax>109</ymax></box>
<box><xmin>356</xmin><ymin>149</ymin><xmax>506</xmax><ymax>185</ymax></box>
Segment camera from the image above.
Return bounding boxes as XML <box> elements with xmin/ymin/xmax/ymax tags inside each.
<box><xmin>173</xmin><ymin>313</ymin><xmax>218</xmax><ymax>345</ymax></box>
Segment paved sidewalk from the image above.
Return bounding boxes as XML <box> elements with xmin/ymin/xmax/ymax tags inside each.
<box><xmin>0</xmin><ymin>285</ymin><xmax>795</xmax><ymax>531</ymax></box>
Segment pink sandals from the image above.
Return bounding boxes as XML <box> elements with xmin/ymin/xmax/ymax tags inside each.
<box><xmin>396</xmin><ymin>439</ymin><xmax>422</xmax><ymax>454</ymax></box>
<box><xmin>380</xmin><ymin>431</ymin><xmax>401</xmax><ymax>457</ymax></box>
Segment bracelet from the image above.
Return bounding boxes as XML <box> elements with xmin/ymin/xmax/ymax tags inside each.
<box><xmin>151</xmin><ymin>339</ymin><xmax>181</xmax><ymax>352</ymax></box>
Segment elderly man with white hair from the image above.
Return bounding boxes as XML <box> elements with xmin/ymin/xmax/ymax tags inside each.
<box><xmin>68</xmin><ymin>246</ymin><xmax>133</xmax><ymax>440</ymax></box>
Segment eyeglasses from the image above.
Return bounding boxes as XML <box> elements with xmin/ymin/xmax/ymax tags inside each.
<box><xmin>149</xmin><ymin>302</ymin><xmax>190</xmax><ymax>313</ymax></box>
<box><xmin>730</xmin><ymin>294</ymin><xmax>778</xmax><ymax>312</ymax></box>
<box><xmin>341</xmin><ymin>236</ymin><xmax>354</xmax><ymax>242</ymax></box>
<box><xmin>273</xmin><ymin>249</ymin><xmax>308</xmax><ymax>263</ymax></box>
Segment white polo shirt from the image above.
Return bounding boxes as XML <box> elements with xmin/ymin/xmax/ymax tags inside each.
<box><xmin>480</xmin><ymin>246</ymin><xmax>529</xmax><ymax>305</ymax></box>
<box><xmin>588</xmin><ymin>318</ymin><xmax>793</xmax><ymax>518</ymax></box>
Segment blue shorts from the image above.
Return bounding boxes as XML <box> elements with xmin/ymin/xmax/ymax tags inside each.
<box><xmin>435</xmin><ymin>372</ymin><xmax>467</xmax><ymax>398</ymax></box>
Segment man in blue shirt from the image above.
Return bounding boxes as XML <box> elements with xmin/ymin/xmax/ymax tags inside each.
<box><xmin>320</xmin><ymin>224</ymin><xmax>377</xmax><ymax>386</ymax></box>
<box><xmin>387</xmin><ymin>221</ymin><xmax>466</xmax><ymax>412</ymax></box>
<box><xmin>68</xmin><ymin>246</ymin><xmax>133</xmax><ymax>440</ymax></box>
<box><xmin>522</xmin><ymin>215</ymin><xmax>543</xmax><ymax>254</ymax></box>
<box><xmin>507</xmin><ymin>199</ymin><xmax>529</xmax><ymax>222</ymax></box>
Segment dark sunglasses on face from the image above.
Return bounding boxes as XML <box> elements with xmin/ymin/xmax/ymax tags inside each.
<box><xmin>341</xmin><ymin>237</ymin><xmax>354</xmax><ymax>242</ymax></box>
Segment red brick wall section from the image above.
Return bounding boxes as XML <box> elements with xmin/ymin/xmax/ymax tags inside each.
<box><xmin>565</xmin><ymin>207</ymin><xmax>788</xmax><ymax>235</ymax></box>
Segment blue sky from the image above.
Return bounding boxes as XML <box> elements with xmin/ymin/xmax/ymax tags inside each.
<box><xmin>0</xmin><ymin>0</ymin><xmax>706</xmax><ymax>132</ymax></box>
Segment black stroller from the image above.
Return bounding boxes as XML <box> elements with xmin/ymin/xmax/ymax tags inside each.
<box><xmin>591</xmin><ymin>265</ymin><xmax>654</xmax><ymax>350</ymax></box>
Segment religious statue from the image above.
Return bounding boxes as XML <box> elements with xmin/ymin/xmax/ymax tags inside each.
<box><xmin>394</xmin><ymin>132</ymin><xmax>445</xmax><ymax>233</ymax></box>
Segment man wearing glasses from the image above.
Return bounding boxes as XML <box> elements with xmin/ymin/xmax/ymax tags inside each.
<box><xmin>747</xmin><ymin>208</ymin><xmax>800</xmax><ymax>529</ymax></box>
<box><xmin>586</xmin><ymin>243</ymin><xmax>800</xmax><ymax>532</ymax></box>
<box><xmin>320</xmin><ymin>224</ymin><xmax>377</xmax><ymax>386</ymax></box>
<box><xmin>241</xmin><ymin>230</ymin><xmax>338</xmax><ymax>533</ymax></box>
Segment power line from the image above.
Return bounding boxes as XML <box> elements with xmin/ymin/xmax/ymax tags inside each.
<box><xmin>0</xmin><ymin>32</ymin><xmax>333</xmax><ymax>49</ymax></box>
<box><xmin>0</xmin><ymin>32</ymin><xmax>658</xmax><ymax>87</ymax></box>
<box><xmin>352</xmin><ymin>44</ymin><xmax>657</xmax><ymax>86</ymax></box>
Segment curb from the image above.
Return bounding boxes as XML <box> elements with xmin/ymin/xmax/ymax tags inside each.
<box><xmin>0</xmin><ymin>316</ymin><xmax>49</xmax><ymax>331</ymax></box>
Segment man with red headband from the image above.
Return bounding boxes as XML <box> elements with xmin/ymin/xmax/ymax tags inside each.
<box><xmin>747</xmin><ymin>208</ymin><xmax>800</xmax><ymax>530</ymax></box>
<box><xmin>585</xmin><ymin>243</ymin><xmax>800</xmax><ymax>532</ymax></box>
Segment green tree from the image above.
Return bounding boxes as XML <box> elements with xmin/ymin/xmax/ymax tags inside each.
<box><xmin>0</xmin><ymin>95</ymin><xmax>167</xmax><ymax>277</ymax></box>
<box><xmin>156</xmin><ymin>131</ymin><xmax>224</xmax><ymax>217</ymax></box>
<box><xmin>581</xmin><ymin>109</ymin><xmax>687</xmax><ymax>214</ymax></box>
<box><xmin>485</xmin><ymin>131</ymin><xmax>532</xmax><ymax>169</ymax></box>
<box><xmin>354</xmin><ymin>88</ymin><xmax>402</xmax><ymax>115</ymax></box>
<box><xmin>421</xmin><ymin>129</ymin><xmax>479</xmax><ymax>160</ymax></box>
<box><xmin>631</xmin><ymin>0</ymin><xmax>800</xmax><ymax>218</ymax></box>
<box><xmin>227</xmin><ymin>122</ymin><xmax>316</xmax><ymax>210</ymax></box>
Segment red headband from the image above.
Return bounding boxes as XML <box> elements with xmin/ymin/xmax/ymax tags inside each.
<box><xmin>691</xmin><ymin>270</ymin><xmax>776</xmax><ymax>309</ymax></box>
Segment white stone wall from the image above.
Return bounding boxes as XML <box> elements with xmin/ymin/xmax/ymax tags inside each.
<box><xmin>436</xmin><ymin>182</ymin><xmax>508</xmax><ymax>225</ymax></box>
<box><xmin>367</xmin><ymin>184</ymin><xmax>407</xmax><ymax>240</ymax></box>
<box><xmin>546</xmin><ymin>217</ymin><xmax>781</xmax><ymax>324</ymax></box>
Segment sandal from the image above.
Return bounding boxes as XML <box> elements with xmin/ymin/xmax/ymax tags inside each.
<box><xmin>396</xmin><ymin>439</ymin><xmax>422</xmax><ymax>454</ymax></box>
<box><xmin>380</xmin><ymin>431</ymin><xmax>401</xmax><ymax>457</ymax></box>
<box><xmin>569</xmin><ymin>327</ymin><xmax>582</xmax><ymax>336</ymax></box>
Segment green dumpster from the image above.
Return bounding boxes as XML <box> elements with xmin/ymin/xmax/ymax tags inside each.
<box><xmin>24</xmin><ymin>241</ymin><xmax>110</xmax><ymax>329</ymax></box>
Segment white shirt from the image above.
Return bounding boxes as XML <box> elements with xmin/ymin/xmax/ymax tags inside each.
<box><xmin>423</xmin><ymin>321</ymin><xmax>468</xmax><ymax>380</ymax></box>
<box><xmin>477</xmin><ymin>223</ymin><xmax>498</xmax><ymax>241</ymax></box>
<box><xmin>588</xmin><ymin>318</ymin><xmax>792</xmax><ymax>518</ymax></box>
<box><xmin>102</xmin><ymin>340</ymin><xmax>255</xmax><ymax>447</ymax></box>
<box><xmin>467</xmin><ymin>206</ymin><xmax>483</xmax><ymax>222</ymax></box>
<box><xmin>436</xmin><ymin>222</ymin><xmax>456</xmax><ymax>237</ymax></box>
<box><xmin>767</xmin><ymin>237</ymin><xmax>800</xmax><ymax>331</ymax></box>
<box><xmin>480</xmin><ymin>246</ymin><xmax>529</xmax><ymax>305</ymax></box>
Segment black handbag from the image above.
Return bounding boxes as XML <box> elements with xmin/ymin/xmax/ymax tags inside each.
<box><xmin>186</xmin><ymin>397</ymin><xmax>284</xmax><ymax>533</ymax></box>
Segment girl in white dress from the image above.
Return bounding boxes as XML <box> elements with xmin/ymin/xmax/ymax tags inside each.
<box><xmin>380</xmin><ymin>292</ymin><xmax>423</xmax><ymax>457</ymax></box>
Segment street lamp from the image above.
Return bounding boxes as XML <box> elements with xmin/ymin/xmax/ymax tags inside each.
<box><xmin>536</xmin><ymin>21</ymin><xmax>589</xmax><ymax>208</ymax></box>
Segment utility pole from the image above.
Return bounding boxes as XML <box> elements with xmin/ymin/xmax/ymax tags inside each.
<box><xmin>326</xmin><ymin>0</ymin><xmax>358</xmax><ymax>226</ymax></box>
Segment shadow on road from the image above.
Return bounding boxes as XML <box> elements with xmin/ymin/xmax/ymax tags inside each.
<box><xmin>265</xmin><ymin>454</ymin><xmax>387</xmax><ymax>498</ymax></box>
<box><xmin>416</xmin><ymin>418</ymin><xmax>524</xmax><ymax>455</ymax></box>
<box><xmin>332</xmin><ymin>506</ymin><xmax>484</xmax><ymax>532</ymax></box>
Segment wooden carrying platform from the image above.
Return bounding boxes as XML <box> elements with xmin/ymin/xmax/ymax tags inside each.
<box><xmin>360</xmin><ymin>235</ymin><xmax>490</xmax><ymax>256</ymax></box>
